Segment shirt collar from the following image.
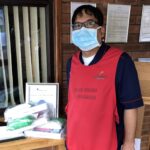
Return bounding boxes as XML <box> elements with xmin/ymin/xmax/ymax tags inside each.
<box><xmin>79</xmin><ymin>42</ymin><xmax>110</xmax><ymax>65</ymax></box>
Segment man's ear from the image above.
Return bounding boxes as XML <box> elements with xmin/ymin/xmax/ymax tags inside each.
<box><xmin>101</xmin><ymin>27</ymin><xmax>105</xmax><ymax>41</ymax></box>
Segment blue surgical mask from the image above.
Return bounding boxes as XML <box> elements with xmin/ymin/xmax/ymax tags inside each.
<box><xmin>72</xmin><ymin>27</ymin><xmax>101</xmax><ymax>51</ymax></box>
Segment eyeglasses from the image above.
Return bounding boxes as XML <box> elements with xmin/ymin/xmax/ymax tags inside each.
<box><xmin>72</xmin><ymin>20</ymin><xmax>98</xmax><ymax>30</ymax></box>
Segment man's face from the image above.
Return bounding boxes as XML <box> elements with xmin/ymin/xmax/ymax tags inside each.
<box><xmin>73</xmin><ymin>11</ymin><xmax>104</xmax><ymax>43</ymax></box>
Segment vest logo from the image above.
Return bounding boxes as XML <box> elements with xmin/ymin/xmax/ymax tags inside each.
<box><xmin>94</xmin><ymin>71</ymin><xmax>107</xmax><ymax>80</ymax></box>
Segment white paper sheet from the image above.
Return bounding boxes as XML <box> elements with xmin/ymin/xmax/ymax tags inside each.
<box><xmin>134</xmin><ymin>138</ymin><xmax>141</xmax><ymax>150</ymax></box>
<box><xmin>0</xmin><ymin>126</ymin><xmax>25</xmax><ymax>141</ymax></box>
<box><xmin>106</xmin><ymin>4</ymin><xmax>131</xmax><ymax>43</ymax></box>
<box><xmin>139</xmin><ymin>5</ymin><xmax>150</xmax><ymax>42</ymax></box>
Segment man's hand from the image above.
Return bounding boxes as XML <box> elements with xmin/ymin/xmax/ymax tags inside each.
<box><xmin>121</xmin><ymin>143</ymin><xmax>135</xmax><ymax>150</ymax></box>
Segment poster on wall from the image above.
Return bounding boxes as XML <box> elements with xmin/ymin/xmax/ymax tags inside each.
<box><xmin>139</xmin><ymin>5</ymin><xmax>150</xmax><ymax>42</ymax></box>
<box><xmin>70</xmin><ymin>2</ymin><xmax>96</xmax><ymax>43</ymax></box>
<box><xmin>105</xmin><ymin>4</ymin><xmax>131</xmax><ymax>43</ymax></box>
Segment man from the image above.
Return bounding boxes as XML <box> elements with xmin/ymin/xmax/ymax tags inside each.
<box><xmin>65</xmin><ymin>5</ymin><xmax>143</xmax><ymax>150</ymax></box>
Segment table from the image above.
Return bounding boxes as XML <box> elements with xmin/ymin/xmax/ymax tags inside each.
<box><xmin>0</xmin><ymin>137</ymin><xmax>65</xmax><ymax>150</ymax></box>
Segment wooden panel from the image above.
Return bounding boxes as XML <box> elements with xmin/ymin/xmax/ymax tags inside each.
<box><xmin>134</xmin><ymin>62</ymin><xmax>150</xmax><ymax>149</ymax></box>
<box><xmin>135</xmin><ymin>62</ymin><xmax>150</xmax><ymax>97</ymax></box>
<box><xmin>141</xmin><ymin>104</ymin><xmax>150</xmax><ymax>150</ymax></box>
<box><xmin>0</xmin><ymin>138</ymin><xmax>65</xmax><ymax>150</ymax></box>
<box><xmin>54</xmin><ymin>0</ymin><xmax>62</xmax><ymax>84</ymax></box>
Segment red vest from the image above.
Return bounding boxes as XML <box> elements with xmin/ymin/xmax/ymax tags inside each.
<box><xmin>66</xmin><ymin>48</ymin><xmax>123</xmax><ymax>150</ymax></box>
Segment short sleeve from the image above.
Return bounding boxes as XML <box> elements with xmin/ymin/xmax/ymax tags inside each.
<box><xmin>116</xmin><ymin>53</ymin><xmax>144</xmax><ymax>109</ymax></box>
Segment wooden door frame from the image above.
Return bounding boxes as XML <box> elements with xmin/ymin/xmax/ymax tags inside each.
<box><xmin>53</xmin><ymin>0</ymin><xmax>62</xmax><ymax>84</ymax></box>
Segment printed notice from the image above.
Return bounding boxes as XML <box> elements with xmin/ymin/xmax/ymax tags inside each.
<box><xmin>25</xmin><ymin>83</ymin><xmax>59</xmax><ymax>117</ymax></box>
<box><xmin>106</xmin><ymin>4</ymin><xmax>131</xmax><ymax>43</ymax></box>
<box><xmin>139</xmin><ymin>5</ymin><xmax>150</xmax><ymax>42</ymax></box>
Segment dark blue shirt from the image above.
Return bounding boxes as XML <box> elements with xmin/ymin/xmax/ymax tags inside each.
<box><xmin>66</xmin><ymin>42</ymin><xmax>144</xmax><ymax>149</ymax></box>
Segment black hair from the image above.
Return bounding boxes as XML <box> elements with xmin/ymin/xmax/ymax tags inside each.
<box><xmin>72</xmin><ymin>5</ymin><xmax>104</xmax><ymax>26</ymax></box>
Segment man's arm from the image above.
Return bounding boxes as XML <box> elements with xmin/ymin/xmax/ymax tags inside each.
<box><xmin>122</xmin><ymin>108</ymin><xmax>137</xmax><ymax>150</ymax></box>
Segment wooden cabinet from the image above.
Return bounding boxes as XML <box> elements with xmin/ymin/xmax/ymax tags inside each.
<box><xmin>135</xmin><ymin>62</ymin><xmax>150</xmax><ymax>150</ymax></box>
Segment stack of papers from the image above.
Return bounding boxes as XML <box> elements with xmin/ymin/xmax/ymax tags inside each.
<box><xmin>4</xmin><ymin>103</ymin><xmax>48</xmax><ymax>122</ymax></box>
<box><xmin>24</xmin><ymin>118</ymin><xmax>66</xmax><ymax>139</ymax></box>
<box><xmin>4</xmin><ymin>103</ymin><xmax>48</xmax><ymax>133</ymax></box>
<box><xmin>7</xmin><ymin>117</ymin><xmax>48</xmax><ymax>133</ymax></box>
<box><xmin>0</xmin><ymin>103</ymin><xmax>66</xmax><ymax>141</ymax></box>
<box><xmin>24</xmin><ymin>128</ymin><xmax>65</xmax><ymax>139</ymax></box>
<box><xmin>0</xmin><ymin>126</ymin><xmax>25</xmax><ymax>142</ymax></box>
